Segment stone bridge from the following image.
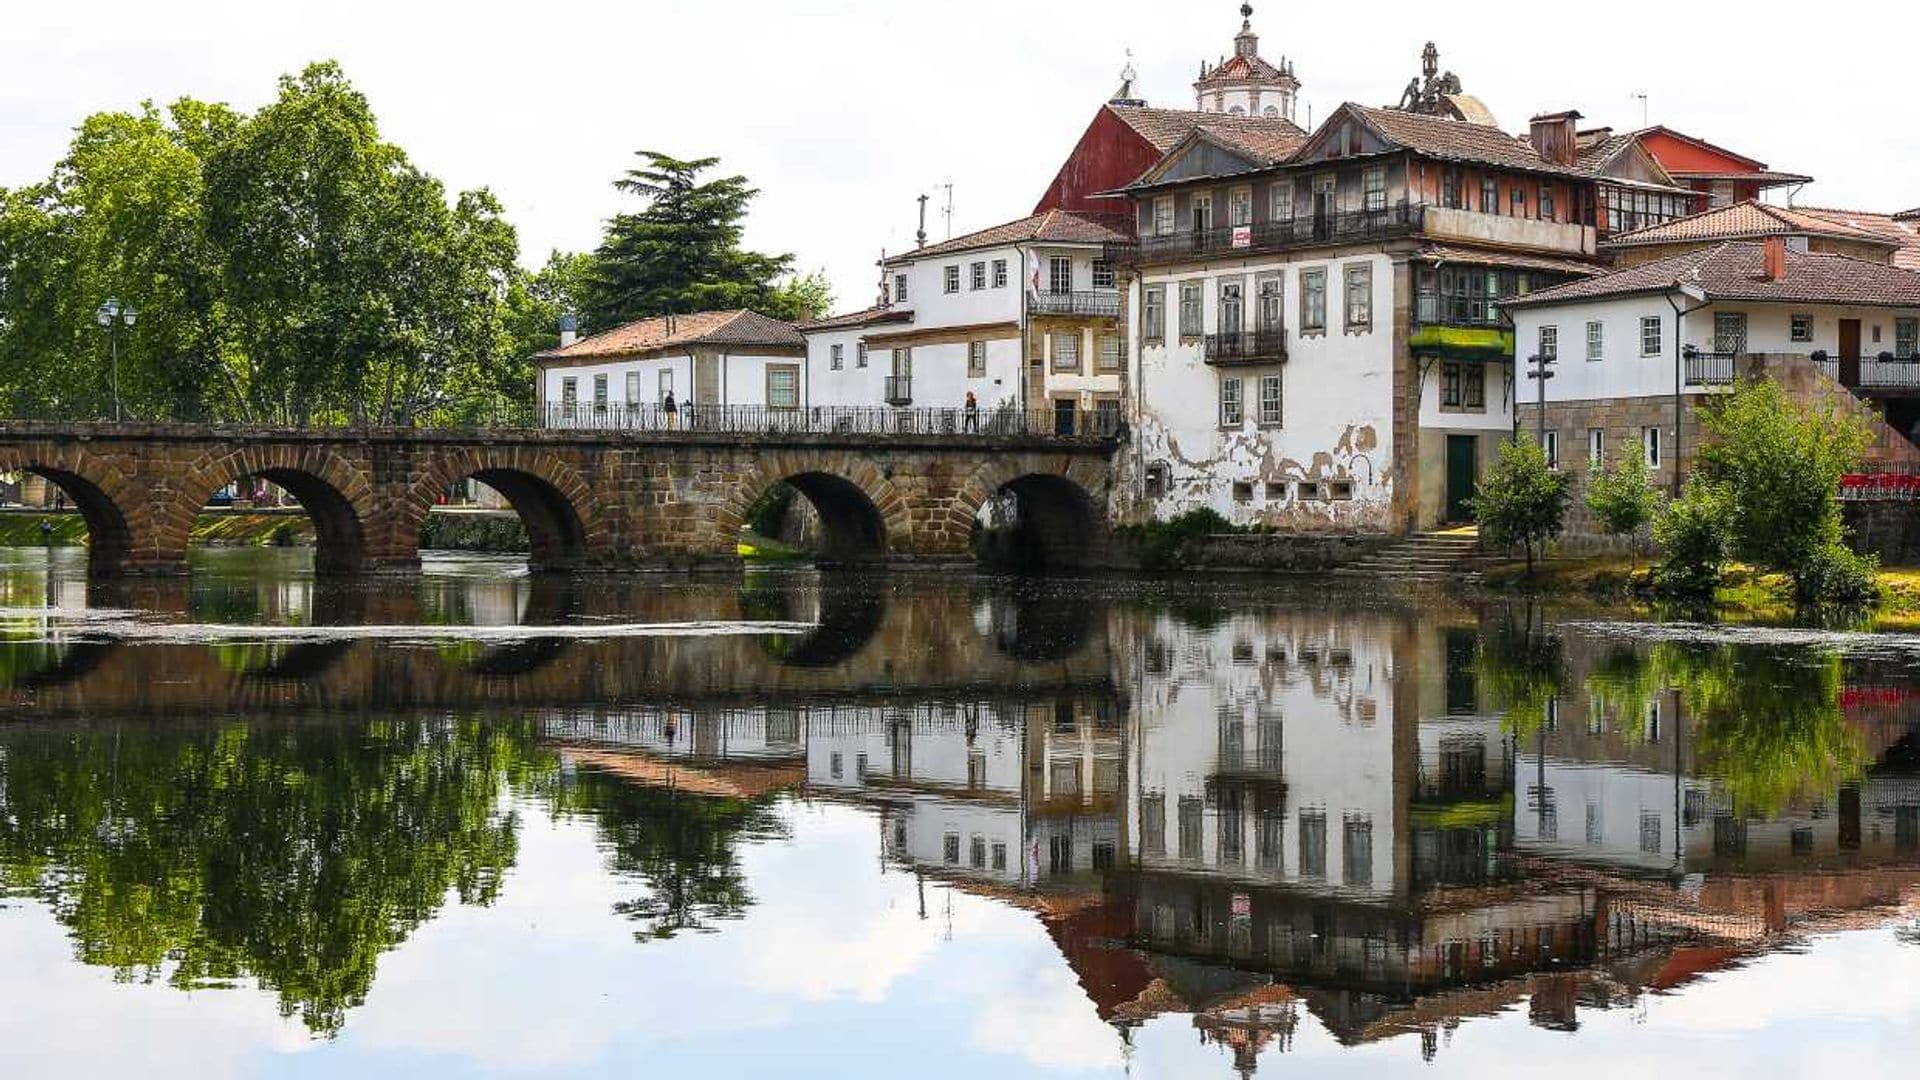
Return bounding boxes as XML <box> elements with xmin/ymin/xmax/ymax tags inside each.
<box><xmin>0</xmin><ymin>421</ymin><xmax>1119</xmax><ymax>576</ymax></box>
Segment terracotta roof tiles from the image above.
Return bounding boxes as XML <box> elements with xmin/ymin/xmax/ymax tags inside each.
<box><xmin>535</xmin><ymin>309</ymin><xmax>802</xmax><ymax>361</ymax></box>
<box><xmin>1107</xmin><ymin>104</ymin><xmax>1307</xmax><ymax>158</ymax></box>
<box><xmin>1347</xmin><ymin>104</ymin><xmax>1589</xmax><ymax>178</ymax></box>
<box><xmin>887</xmin><ymin>209</ymin><xmax>1132</xmax><ymax>263</ymax></box>
<box><xmin>795</xmin><ymin>305</ymin><xmax>914</xmax><ymax>333</ymax></box>
<box><xmin>1791</xmin><ymin>206</ymin><xmax>1920</xmax><ymax>271</ymax></box>
<box><xmin>1505</xmin><ymin>242</ymin><xmax>1920</xmax><ymax>308</ymax></box>
<box><xmin>1602</xmin><ymin>200</ymin><xmax>1898</xmax><ymax>249</ymax></box>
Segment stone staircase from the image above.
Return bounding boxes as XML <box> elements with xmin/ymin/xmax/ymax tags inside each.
<box><xmin>1334</xmin><ymin>528</ymin><xmax>1487</xmax><ymax>582</ymax></box>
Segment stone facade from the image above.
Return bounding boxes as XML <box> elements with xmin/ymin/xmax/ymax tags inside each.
<box><xmin>0</xmin><ymin>423</ymin><xmax>1116</xmax><ymax>576</ymax></box>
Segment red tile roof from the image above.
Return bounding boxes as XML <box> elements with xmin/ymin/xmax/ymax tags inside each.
<box><xmin>795</xmin><ymin>305</ymin><xmax>914</xmax><ymax>333</ymax></box>
<box><xmin>1602</xmin><ymin>200</ymin><xmax>1897</xmax><ymax>249</ymax></box>
<box><xmin>886</xmin><ymin>209</ymin><xmax>1132</xmax><ymax>264</ymax></box>
<box><xmin>1107</xmin><ymin>104</ymin><xmax>1306</xmax><ymax>158</ymax></box>
<box><xmin>1346</xmin><ymin>104</ymin><xmax>1590</xmax><ymax>178</ymax></box>
<box><xmin>535</xmin><ymin>309</ymin><xmax>802</xmax><ymax>361</ymax></box>
<box><xmin>1505</xmin><ymin>242</ymin><xmax>1920</xmax><ymax>308</ymax></box>
<box><xmin>1791</xmin><ymin>206</ymin><xmax>1920</xmax><ymax>271</ymax></box>
<box><xmin>1417</xmin><ymin>244</ymin><xmax>1604</xmax><ymax>278</ymax></box>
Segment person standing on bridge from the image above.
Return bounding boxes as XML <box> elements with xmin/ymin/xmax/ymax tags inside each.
<box><xmin>663</xmin><ymin>389</ymin><xmax>678</xmax><ymax>430</ymax></box>
<box><xmin>963</xmin><ymin>391</ymin><xmax>979</xmax><ymax>433</ymax></box>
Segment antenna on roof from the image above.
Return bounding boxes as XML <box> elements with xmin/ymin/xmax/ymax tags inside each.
<box><xmin>1631</xmin><ymin>92</ymin><xmax>1649</xmax><ymax>128</ymax></box>
<box><xmin>941</xmin><ymin>181</ymin><xmax>954</xmax><ymax>241</ymax></box>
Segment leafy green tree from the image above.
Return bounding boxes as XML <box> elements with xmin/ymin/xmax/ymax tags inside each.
<box><xmin>1584</xmin><ymin>451</ymin><xmax>1664</xmax><ymax>571</ymax></box>
<box><xmin>1696</xmin><ymin>378</ymin><xmax>1876</xmax><ymax>604</ymax></box>
<box><xmin>504</xmin><ymin>249</ymin><xmax>595</xmax><ymax>358</ymax></box>
<box><xmin>1476</xmin><ymin>605</ymin><xmax>1564</xmax><ymax>738</ymax></box>
<box><xmin>1652</xmin><ymin>477</ymin><xmax>1735</xmax><ymax>597</ymax></box>
<box><xmin>1471</xmin><ymin>437</ymin><xmax>1571</xmax><ymax>573</ymax></box>
<box><xmin>769</xmin><ymin>268</ymin><xmax>835</xmax><ymax>323</ymax></box>
<box><xmin>583</xmin><ymin>151</ymin><xmax>801</xmax><ymax>327</ymax></box>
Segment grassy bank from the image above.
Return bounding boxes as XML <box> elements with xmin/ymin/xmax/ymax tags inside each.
<box><xmin>1481</xmin><ymin>552</ymin><xmax>1920</xmax><ymax>628</ymax></box>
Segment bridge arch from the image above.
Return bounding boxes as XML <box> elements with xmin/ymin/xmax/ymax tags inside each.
<box><xmin>956</xmin><ymin>456</ymin><xmax>1110</xmax><ymax>570</ymax></box>
<box><xmin>0</xmin><ymin>446</ymin><xmax>140</xmax><ymax>577</ymax></box>
<box><xmin>409</xmin><ymin>448</ymin><xmax>605</xmax><ymax>571</ymax></box>
<box><xmin>720</xmin><ymin>452</ymin><xmax>908</xmax><ymax>566</ymax></box>
<box><xmin>173</xmin><ymin>446</ymin><xmax>377</xmax><ymax>575</ymax></box>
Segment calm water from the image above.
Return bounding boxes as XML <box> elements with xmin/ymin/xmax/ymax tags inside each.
<box><xmin>2</xmin><ymin>548</ymin><xmax>1919</xmax><ymax>1078</ymax></box>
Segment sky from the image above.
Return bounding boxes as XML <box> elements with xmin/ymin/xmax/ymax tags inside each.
<box><xmin>3</xmin><ymin>0</ymin><xmax>1916</xmax><ymax>318</ymax></box>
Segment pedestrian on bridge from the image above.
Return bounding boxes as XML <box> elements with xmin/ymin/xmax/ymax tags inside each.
<box><xmin>963</xmin><ymin>391</ymin><xmax>979</xmax><ymax>433</ymax></box>
<box><xmin>663</xmin><ymin>390</ymin><xmax>678</xmax><ymax>430</ymax></box>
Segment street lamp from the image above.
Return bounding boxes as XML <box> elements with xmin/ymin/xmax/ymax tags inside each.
<box><xmin>94</xmin><ymin>298</ymin><xmax>139</xmax><ymax>422</ymax></box>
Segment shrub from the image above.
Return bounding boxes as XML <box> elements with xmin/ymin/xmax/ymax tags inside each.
<box><xmin>1651</xmin><ymin>478</ymin><xmax>1733</xmax><ymax>597</ymax></box>
<box><xmin>1794</xmin><ymin>543</ymin><xmax>1880</xmax><ymax>607</ymax></box>
<box><xmin>1118</xmin><ymin>507</ymin><xmax>1240</xmax><ymax>569</ymax></box>
<box><xmin>1471</xmin><ymin>437</ymin><xmax>1571</xmax><ymax>573</ymax></box>
<box><xmin>1584</xmin><ymin>451</ymin><xmax>1663</xmax><ymax>569</ymax></box>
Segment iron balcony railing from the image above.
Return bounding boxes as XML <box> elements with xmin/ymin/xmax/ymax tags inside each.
<box><xmin>1204</xmin><ymin>330</ymin><xmax>1289</xmax><ymax>365</ymax></box>
<box><xmin>1029</xmin><ymin>290</ymin><xmax>1123</xmax><ymax>319</ymax></box>
<box><xmin>1683</xmin><ymin>351</ymin><xmax>1739</xmax><ymax>386</ymax></box>
<box><xmin>1815</xmin><ymin>352</ymin><xmax>1920</xmax><ymax>391</ymax></box>
<box><xmin>883</xmin><ymin>375</ymin><xmax>912</xmax><ymax>406</ymax></box>
<box><xmin>1119</xmin><ymin>201</ymin><xmax>1424</xmax><ymax>265</ymax></box>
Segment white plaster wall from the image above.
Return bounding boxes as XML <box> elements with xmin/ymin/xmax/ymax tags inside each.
<box><xmin>1417</xmin><ymin>359</ymin><xmax>1515</xmax><ymax>431</ymax></box>
<box><xmin>540</xmin><ymin>350</ymin><xmax>803</xmax><ymax>414</ymax></box>
<box><xmin>883</xmin><ymin>339</ymin><xmax>1022</xmax><ymax>411</ymax></box>
<box><xmin>1134</xmin><ymin>251</ymin><xmax>1398</xmax><ymax>529</ymax></box>
<box><xmin>804</xmin><ymin>325</ymin><xmax>883</xmax><ymax>407</ymax></box>
<box><xmin>890</xmin><ymin>243</ymin><xmax>1022</xmax><ymax>327</ymax></box>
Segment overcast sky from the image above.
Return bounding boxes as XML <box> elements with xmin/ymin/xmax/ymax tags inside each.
<box><xmin>4</xmin><ymin>0</ymin><xmax>1914</xmax><ymax>316</ymax></box>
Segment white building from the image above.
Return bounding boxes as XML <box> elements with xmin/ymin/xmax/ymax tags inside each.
<box><xmin>1505</xmin><ymin>238</ymin><xmax>1920</xmax><ymax>524</ymax></box>
<box><xmin>1192</xmin><ymin>4</ymin><xmax>1300</xmax><ymax>122</ymax></box>
<box><xmin>533</xmin><ymin>309</ymin><xmax>805</xmax><ymax>424</ymax></box>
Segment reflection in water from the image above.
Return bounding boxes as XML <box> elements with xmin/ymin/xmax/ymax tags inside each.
<box><xmin>1</xmin><ymin>557</ymin><xmax>1918</xmax><ymax>1075</ymax></box>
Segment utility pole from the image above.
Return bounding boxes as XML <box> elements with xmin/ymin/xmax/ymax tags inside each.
<box><xmin>1524</xmin><ymin>352</ymin><xmax>1555</xmax><ymax>448</ymax></box>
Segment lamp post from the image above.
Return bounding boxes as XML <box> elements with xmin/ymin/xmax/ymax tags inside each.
<box><xmin>94</xmin><ymin>298</ymin><xmax>139</xmax><ymax>421</ymax></box>
<box><xmin>1524</xmin><ymin>351</ymin><xmax>1555</xmax><ymax>448</ymax></box>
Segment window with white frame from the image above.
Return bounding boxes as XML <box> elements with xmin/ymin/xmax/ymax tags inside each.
<box><xmin>1257</xmin><ymin>276</ymin><xmax>1283</xmax><ymax>332</ymax></box>
<box><xmin>1713</xmin><ymin>311</ymin><xmax>1748</xmax><ymax>354</ymax></box>
<box><xmin>968</xmin><ymin>340</ymin><xmax>987</xmax><ymax>377</ymax></box>
<box><xmin>1219</xmin><ymin>280</ymin><xmax>1245</xmax><ymax>336</ymax></box>
<box><xmin>970</xmin><ymin>262</ymin><xmax>986</xmax><ymax>290</ymax></box>
<box><xmin>1229</xmin><ymin>186</ymin><xmax>1253</xmax><ymax>227</ymax></box>
<box><xmin>1344</xmin><ymin>264</ymin><xmax>1372</xmax><ymax>331</ymax></box>
<box><xmin>1152</xmin><ymin>196</ymin><xmax>1175</xmax><ymax>236</ymax></box>
<box><xmin>1790</xmin><ymin>313</ymin><xmax>1814</xmax><ymax>343</ymax></box>
<box><xmin>1588</xmin><ymin>428</ymin><xmax>1605</xmax><ymax>466</ymax></box>
<box><xmin>559</xmin><ymin>376</ymin><xmax>577</xmax><ymax>407</ymax></box>
<box><xmin>830</xmin><ymin>343</ymin><xmax>844</xmax><ymax>370</ymax></box>
<box><xmin>1900</xmin><ymin>317</ymin><xmax>1920</xmax><ymax>358</ymax></box>
<box><xmin>944</xmin><ymin>265</ymin><xmax>960</xmax><ymax>294</ymax></box>
<box><xmin>625</xmin><ymin>371</ymin><xmax>641</xmax><ymax>405</ymax></box>
<box><xmin>767</xmin><ymin>365</ymin><xmax>800</xmax><ymax>409</ymax></box>
<box><xmin>1192</xmin><ymin>193</ymin><xmax>1214</xmax><ymax>233</ymax></box>
<box><xmin>1097</xmin><ymin>335</ymin><xmax>1123</xmax><ymax>372</ymax></box>
<box><xmin>992</xmin><ymin>259</ymin><xmax>1008</xmax><ymax>288</ymax></box>
<box><xmin>1052</xmin><ymin>332</ymin><xmax>1081</xmax><ymax>373</ymax></box>
<box><xmin>1270</xmin><ymin>180</ymin><xmax>1294</xmax><ymax>224</ymax></box>
<box><xmin>592</xmin><ymin>373</ymin><xmax>609</xmax><ymax>408</ymax></box>
<box><xmin>1362</xmin><ymin>166</ymin><xmax>1387</xmax><ymax>212</ymax></box>
<box><xmin>658</xmin><ymin>369</ymin><xmax>673</xmax><ymax>401</ymax></box>
<box><xmin>1643</xmin><ymin>426</ymin><xmax>1662</xmax><ymax>468</ymax></box>
<box><xmin>1640</xmin><ymin>315</ymin><xmax>1663</xmax><ymax>357</ymax></box>
<box><xmin>1259</xmin><ymin>374</ymin><xmax>1282</xmax><ymax>426</ymax></box>
<box><xmin>1048</xmin><ymin>256</ymin><xmax>1072</xmax><ymax>295</ymax></box>
<box><xmin>1144</xmin><ymin>285</ymin><xmax>1166</xmax><ymax>343</ymax></box>
<box><xmin>1220</xmin><ymin>376</ymin><xmax>1243</xmax><ymax>426</ymax></box>
<box><xmin>1301</xmin><ymin>268</ymin><xmax>1327</xmax><ymax>332</ymax></box>
<box><xmin>1092</xmin><ymin>259</ymin><xmax>1115</xmax><ymax>290</ymax></box>
<box><xmin>1542</xmin><ymin>430</ymin><xmax>1559</xmax><ymax>468</ymax></box>
<box><xmin>1179</xmin><ymin>281</ymin><xmax>1203</xmax><ymax>338</ymax></box>
<box><xmin>1538</xmin><ymin>325</ymin><xmax>1558</xmax><ymax>361</ymax></box>
<box><xmin>895</xmin><ymin>273</ymin><xmax>908</xmax><ymax>303</ymax></box>
<box><xmin>1586</xmin><ymin>320</ymin><xmax>1604</xmax><ymax>361</ymax></box>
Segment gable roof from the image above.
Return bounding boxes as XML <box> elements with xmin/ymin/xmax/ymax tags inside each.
<box><xmin>1340</xmin><ymin>104</ymin><xmax>1592</xmax><ymax>178</ymax></box>
<box><xmin>1633</xmin><ymin>125</ymin><xmax>1811</xmax><ymax>186</ymax></box>
<box><xmin>535</xmin><ymin>309</ymin><xmax>802</xmax><ymax>361</ymax></box>
<box><xmin>1504</xmin><ymin>242</ymin><xmax>1920</xmax><ymax>309</ymax></box>
<box><xmin>1107</xmin><ymin>104</ymin><xmax>1306</xmax><ymax>157</ymax></box>
<box><xmin>885</xmin><ymin>210</ymin><xmax>1131</xmax><ymax>264</ymax></box>
<box><xmin>795</xmin><ymin>305</ymin><xmax>914</xmax><ymax>333</ymax></box>
<box><xmin>1602</xmin><ymin>200</ymin><xmax>1899</xmax><ymax>250</ymax></box>
<box><xmin>1791</xmin><ymin>206</ymin><xmax>1920</xmax><ymax>271</ymax></box>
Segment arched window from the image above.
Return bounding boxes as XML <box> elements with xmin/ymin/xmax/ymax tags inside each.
<box><xmin>1262</xmin><ymin>105</ymin><xmax>1280</xmax><ymax>118</ymax></box>
<box><xmin>1228</xmin><ymin>105</ymin><xmax>1246</xmax><ymax>116</ymax></box>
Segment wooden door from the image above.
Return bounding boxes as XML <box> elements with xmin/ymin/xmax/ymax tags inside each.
<box><xmin>1839</xmin><ymin>319</ymin><xmax>1862</xmax><ymax>388</ymax></box>
<box><xmin>1447</xmin><ymin>435</ymin><xmax>1479</xmax><ymax>523</ymax></box>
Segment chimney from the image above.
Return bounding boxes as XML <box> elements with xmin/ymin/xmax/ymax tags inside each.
<box><xmin>1763</xmin><ymin>235</ymin><xmax>1787</xmax><ymax>282</ymax></box>
<box><xmin>557</xmin><ymin>313</ymin><xmax>579</xmax><ymax>349</ymax></box>
<box><xmin>1528</xmin><ymin>110</ymin><xmax>1582</xmax><ymax>167</ymax></box>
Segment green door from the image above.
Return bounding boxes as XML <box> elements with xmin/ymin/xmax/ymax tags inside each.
<box><xmin>1446</xmin><ymin>435</ymin><xmax>1478</xmax><ymax>523</ymax></box>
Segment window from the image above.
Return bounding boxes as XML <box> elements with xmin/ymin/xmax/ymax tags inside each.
<box><xmin>1144</xmin><ymin>463</ymin><xmax>1169</xmax><ymax>499</ymax></box>
<box><xmin>560</xmin><ymin>376</ymin><xmax>578</xmax><ymax>407</ymax></box>
<box><xmin>1192</xmin><ymin>193</ymin><xmax>1214</xmax><ymax>233</ymax></box>
<box><xmin>1541</xmin><ymin>430</ymin><xmax>1559</xmax><ymax>468</ymax></box>
<box><xmin>1713</xmin><ymin>311</ymin><xmax>1748</xmax><ymax>354</ymax></box>
<box><xmin>1257</xmin><ymin>276</ymin><xmax>1283</xmax><ymax>333</ymax></box>
<box><xmin>1259</xmin><ymin>374</ymin><xmax>1282</xmax><ymax>426</ymax></box>
<box><xmin>1900</xmin><ymin>317</ymin><xmax>1920</xmax><ymax>359</ymax></box>
<box><xmin>1344</xmin><ymin>264</ymin><xmax>1372</xmax><ymax>331</ymax></box>
<box><xmin>1644</xmin><ymin>426</ymin><xmax>1662</xmax><ymax>468</ymax></box>
<box><xmin>1298</xmin><ymin>811</ymin><xmax>1327</xmax><ymax>879</ymax></box>
<box><xmin>658</xmin><ymin>369</ymin><xmax>674</xmax><ymax>401</ymax></box>
<box><xmin>830</xmin><ymin>343</ymin><xmax>844</xmax><ymax>370</ymax></box>
<box><xmin>625</xmin><ymin>371</ymin><xmax>641</xmax><ymax>405</ymax></box>
<box><xmin>1051</xmin><ymin>331</ymin><xmax>1081</xmax><ymax>373</ymax></box>
<box><xmin>991</xmin><ymin>842</ymin><xmax>1007</xmax><ymax>870</ymax></box>
<box><xmin>1233</xmin><ymin>481</ymin><xmax>1253</xmax><ymax>502</ymax></box>
<box><xmin>1179</xmin><ymin>281</ymin><xmax>1203</xmax><ymax>338</ymax></box>
<box><xmin>1270</xmin><ymin>180</ymin><xmax>1294</xmax><ymax>224</ymax></box>
<box><xmin>1539</xmin><ymin>185</ymin><xmax>1555</xmax><ymax>221</ymax></box>
<box><xmin>1048</xmin><ymin>256</ymin><xmax>1072</xmax><ymax>295</ymax></box>
<box><xmin>1510</xmin><ymin>187</ymin><xmax>1527</xmax><ymax>216</ymax></box>
<box><xmin>1220</xmin><ymin>376</ymin><xmax>1243</xmax><ymax>426</ymax></box>
<box><xmin>855</xmin><ymin>342</ymin><xmax>869</xmax><ymax>368</ymax></box>
<box><xmin>944</xmin><ymin>265</ymin><xmax>960</xmax><ymax>294</ymax></box>
<box><xmin>1439</xmin><ymin>362</ymin><xmax>1485</xmax><ymax>411</ymax></box>
<box><xmin>891</xmin><ymin>347</ymin><xmax>912</xmax><ymax>377</ymax></box>
<box><xmin>1481</xmin><ymin>176</ymin><xmax>1499</xmax><ymax>213</ymax></box>
<box><xmin>1363</xmin><ymin>166</ymin><xmax>1387</xmax><ymax>212</ymax></box>
<box><xmin>992</xmin><ymin>259</ymin><xmax>1008</xmax><ymax>288</ymax></box>
<box><xmin>1265</xmin><ymin>481</ymin><xmax>1287</xmax><ymax>500</ymax></box>
<box><xmin>1301</xmin><ymin>268</ymin><xmax>1327</xmax><ymax>332</ymax></box>
<box><xmin>968</xmin><ymin>340</ymin><xmax>987</xmax><ymax>377</ymax></box>
<box><xmin>1588</xmin><ymin>428</ymin><xmax>1605</xmax><ymax>466</ymax></box>
<box><xmin>1097</xmin><ymin>335</ymin><xmax>1123</xmax><ymax>372</ymax></box>
<box><xmin>767</xmin><ymin>364</ymin><xmax>800</xmax><ymax>409</ymax></box>
<box><xmin>1219</xmin><ymin>280</ymin><xmax>1245</xmax><ymax>336</ymax></box>
<box><xmin>1790</xmin><ymin>313</ymin><xmax>1814</xmax><ymax>343</ymax></box>
<box><xmin>1092</xmin><ymin>260</ymin><xmax>1115</xmax><ymax>290</ymax></box>
<box><xmin>593</xmin><ymin>373</ymin><xmax>609</xmax><ymax>408</ymax></box>
<box><xmin>1586</xmin><ymin>320</ymin><xmax>1604</xmax><ymax>361</ymax></box>
<box><xmin>1440</xmin><ymin>168</ymin><xmax>1461</xmax><ymax>209</ymax></box>
<box><xmin>1330</xmin><ymin>480</ymin><xmax>1353</xmax><ymax>500</ymax></box>
<box><xmin>1229</xmin><ymin>186</ymin><xmax>1253</xmax><ymax>226</ymax></box>
<box><xmin>1640</xmin><ymin>315</ymin><xmax>1663</xmax><ymax>357</ymax></box>
<box><xmin>1143</xmin><ymin>285</ymin><xmax>1166</xmax><ymax>343</ymax></box>
<box><xmin>1152</xmin><ymin>195</ymin><xmax>1175</xmax><ymax>236</ymax></box>
<box><xmin>1538</xmin><ymin>325</ymin><xmax>1558</xmax><ymax>361</ymax></box>
<box><xmin>970</xmin><ymin>835</ymin><xmax>986</xmax><ymax>869</ymax></box>
<box><xmin>943</xmin><ymin>833</ymin><xmax>960</xmax><ymax>864</ymax></box>
<box><xmin>970</xmin><ymin>261</ymin><xmax>986</xmax><ymax>290</ymax></box>
<box><xmin>895</xmin><ymin>273</ymin><xmax>908</xmax><ymax>303</ymax></box>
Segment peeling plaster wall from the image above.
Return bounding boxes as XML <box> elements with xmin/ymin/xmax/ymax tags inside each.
<box><xmin>1130</xmin><ymin>251</ymin><xmax>1399</xmax><ymax>531</ymax></box>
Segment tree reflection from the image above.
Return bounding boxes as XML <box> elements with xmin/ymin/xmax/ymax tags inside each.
<box><xmin>1478</xmin><ymin>606</ymin><xmax>1564</xmax><ymax>738</ymax></box>
<box><xmin>0</xmin><ymin>717</ymin><xmax>555</xmax><ymax>1036</ymax></box>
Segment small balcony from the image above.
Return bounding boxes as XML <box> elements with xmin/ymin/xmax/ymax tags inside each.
<box><xmin>1682</xmin><ymin>349</ymin><xmax>1738</xmax><ymax>387</ymax></box>
<box><xmin>1029</xmin><ymin>290</ymin><xmax>1122</xmax><ymax>319</ymax></box>
<box><xmin>884</xmin><ymin>375</ymin><xmax>912</xmax><ymax>406</ymax></box>
<box><xmin>1204</xmin><ymin>330</ymin><xmax>1288</xmax><ymax>366</ymax></box>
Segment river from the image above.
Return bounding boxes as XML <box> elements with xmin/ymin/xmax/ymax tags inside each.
<box><xmin>1</xmin><ymin>548</ymin><xmax>1916</xmax><ymax>1078</ymax></box>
